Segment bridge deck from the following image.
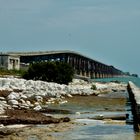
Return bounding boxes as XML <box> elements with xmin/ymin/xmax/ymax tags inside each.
<box><xmin>7</xmin><ymin>50</ymin><xmax>104</xmax><ymax>65</ymax></box>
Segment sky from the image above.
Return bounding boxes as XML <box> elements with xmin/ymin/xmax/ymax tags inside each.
<box><xmin>0</xmin><ymin>0</ymin><xmax>140</xmax><ymax>75</ymax></box>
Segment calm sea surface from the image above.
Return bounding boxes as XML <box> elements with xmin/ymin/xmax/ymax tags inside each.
<box><xmin>94</xmin><ymin>76</ymin><xmax>140</xmax><ymax>87</ymax></box>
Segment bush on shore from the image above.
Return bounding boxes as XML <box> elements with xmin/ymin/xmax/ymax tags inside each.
<box><xmin>23</xmin><ymin>61</ymin><xmax>74</xmax><ymax>85</ymax></box>
<box><xmin>91</xmin><ymin>84</ymin><xmax>97</xmax><ymax>90</ymax></box>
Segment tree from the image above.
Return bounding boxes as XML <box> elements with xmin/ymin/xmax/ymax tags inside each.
<box><xmin>23</xmin><ymin>61</ymin><xmax>74</xmax><ymax>85</ymax></box>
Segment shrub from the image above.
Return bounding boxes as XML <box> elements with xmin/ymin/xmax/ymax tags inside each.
<box><xmin>0</xmin><ymin>68</ymin><xmax>25</xmax><ymax>77</ymax></box>
<box><xmin>23</xmin><ymin>61</ymin><xmax>74</xmax><ymax>85</ymax></box>
<box><xmin>91</xmin><ymin>84</ymin><xmax>97</xmax><ymax>90</ymax></box>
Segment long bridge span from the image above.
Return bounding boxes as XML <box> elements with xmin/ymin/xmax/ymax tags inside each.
<box><xmin>0</xmin><ymin>50</ymin><xmax>124</xmax><ymax>78</ymax></box>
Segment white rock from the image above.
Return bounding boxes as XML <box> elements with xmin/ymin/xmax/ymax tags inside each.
<box><xmin>0</xmin><ymin>105</ymin><xmax>5</xmax><ymax>114</ymax></box>
<box><xmin>75</xmin><ymin>112</ymin><xmax>81</xmax><ymax>115</ymax></box>
<box><xmin>0</xmin><ymin>97</ymin><xmax>5</xmax><ymax>100</ymax></box>
<box><xmin>67</xmin><ymin>94</ymin><xmax>73</xmax><ymax>98</ymax></box>
<box><xmin>0</xmin><ymin>124</ymin><xmax>4</xmax><ymax>128</ymax></box>
<box><xmin>26</xmin><ymin>100</ymin><xmax>31</xmax><ymax>106</ymax></box>
<box><xmin>19</xmin><ymin>99</ymin><xmax>26</xmax><ymax>104</ymax></box>
<box><xmin>20</xmin><ymin>105</ymin><xmax>29</xmax><ymax>109</ymax></box>
<box><xmin>20</xmin><ymin>95</ymin><xmax>27</xmax><ymax>99</ymax></box>
<box><xmin>0</xmin><ymin>101</ymin><xmax>7</xmax><ymax>104</ymax></box>
<box><xmin>0</xmin><ymin>77</ymin><xmax>127</xmax><ymax>105</ymax></box>
<box><xmin>12</xmin><ymin>105</ymin><xmax>18</xmax><ymax>108</ymax></box>
<box><xmin>33</xmin><ymin>105</ymin><xmax>42</xmax><ymax>111</ymax></box>
<box><xmin>7</xmin><ymin>92</ymin><xmax>20</xmax><ymax>100</ymax></box>
<box><xmin>61</xmin><ymin>96</ymin><xmax>65</xmax><ymax>99</ymax></box>
<box><xmin>59</xmin><ymin>100</ymin><xmax>68</xmax><ymax>104</ymax></box>
<box><xmin>34</xmin><ymin>102</ymin><xmax>40</xmax><ymax>106</ymax></box>
<box><xmin>8</xmin><ymin>99</ymin><xmax>19</xmax><ymax>105</ymax></box>
<box><xmin>35</xmin><ymin>96</ymin><xmax>43</xmax><ymax>102</ymax></box>
<box><xmin>0</xmin><ymin>110</ymin><xmax>4</xmax><ymax>115</ymax></box>
<box><xmin>20</xmin><ymin>103</ymin><xmax>29</xmax><ymax>109</ymax></box>
<box><xmin>46</xmin><ymin>101</ymin><xmax>51</xmax><ymax>105</ymax></box>
<box><xmin>49</xmin><ymin>98</ymin><xmax>55</xmax><ymax>102</ymax></box>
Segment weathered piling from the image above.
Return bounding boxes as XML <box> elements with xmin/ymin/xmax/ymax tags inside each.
<box><xmin>127</xmin><ymin>81</ymin><xmax>140</xmax><ymax>132</ymax></box>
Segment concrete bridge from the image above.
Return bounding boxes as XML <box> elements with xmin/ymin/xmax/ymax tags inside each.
<box><xmin>0</xmin><ymin>50</ymin><xmax>124</xmax><ymax>78</ymax></box>
<box><xmin>127</xmin><ymin>82</ymin><xmax>140</xmax><ymax>131</ymax></box>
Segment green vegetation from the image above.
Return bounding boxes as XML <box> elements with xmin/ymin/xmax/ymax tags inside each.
<box><xmin>23</xmin><ymin>61</ymin><xmax>74</xmax><ymax>85</ymax></box>
<box><xmin>0</xmin><ymin>68</ymin><xmax>25</xmax><ymax>77</ymax></box>
<box><xmin>91</xmin><ymin>84</ymin><xmax>97</xmax><ymax>90</ymax></box>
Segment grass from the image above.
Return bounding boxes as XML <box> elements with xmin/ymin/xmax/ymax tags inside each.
<box><xmin>0</xmin><ymin>69</ymin><xmax>26</xmax><ymax>77</ymax></box>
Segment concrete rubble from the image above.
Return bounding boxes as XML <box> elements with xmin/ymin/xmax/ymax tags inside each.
<box><xmin>127</xmin><ymin>81</ymin><xmax>140</xmax><ymax>131</ymax></box>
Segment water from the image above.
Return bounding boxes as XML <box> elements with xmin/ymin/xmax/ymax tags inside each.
<box><xmin>93</xmin><ymin>76</ymin><xmax>140</xmax><ymax>87</ymax></box>
<box><xmin>58</xmin><ymin>124</ymin><xmax>134</xmax><ymax>140</ymax></box>
<box><xmin>50</xmin><ymin>101</ymin><xmax>131</xmax><ymax>139</ymax></box>
<box><xmin>50</xmin><ymin>77</ymin><xmax>140</xmax><ymax>140</ymax></box>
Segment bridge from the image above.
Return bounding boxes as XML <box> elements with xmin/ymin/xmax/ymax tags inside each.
<box><xmin>0</xmin><ymin>50</ymin><xmax>124</xmax><ymax>78</ymax></box>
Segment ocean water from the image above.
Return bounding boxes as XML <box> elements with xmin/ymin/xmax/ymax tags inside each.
<box><xmin>44</xmin><ymin>77</ymin><xmax>140</xmax><ymax>140</ymax></box>
<box><xmin>93</xmin><ymin>76</ymin><xmax>140</xmax><ymax>87</ymax></box>
<box><xmin>50</xmin><ymin>77</ymin><xmax>140</xmax><ymax>140</ymax></box>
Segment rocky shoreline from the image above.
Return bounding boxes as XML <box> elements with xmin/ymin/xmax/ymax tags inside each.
<box><xmin>0</xmin><ymin>77</ymin><xmax>127</xmax><ymax>114</ymax></box>
<box><xmin>0</xmin><ymin>77</ymin><xmax>127</xmax><ymax>139</ymax></box>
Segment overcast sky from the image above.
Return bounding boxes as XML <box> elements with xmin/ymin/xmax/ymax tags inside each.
<box><xmin>0</xmin><ymin>0</ymin><xmax>140</xmax><ymax>75</ymax></box>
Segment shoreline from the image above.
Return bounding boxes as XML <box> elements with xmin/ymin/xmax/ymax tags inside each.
<box><xmin>0</xmin><ymin>77</ymin><xmax>128</xmax><ymax>139</ymax></box>
<box><xmin>0</xmin><ymin>77</ymin><xmax>127</xmax><ymax>113</ymax></box>
<box><xmin>0</xmin><ymin>93</ymin><xmax>127</xmax><ymax>140</ymax></box>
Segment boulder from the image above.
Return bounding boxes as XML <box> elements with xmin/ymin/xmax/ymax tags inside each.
<box><xmin>20</xmin><ymin>94</ymin><xmax>27</xmax><ymax>99</ymax></box>
<box><xmin>34</xmin><ymin>102</ymin><xmax>40</xmax><ymax>106</ymax></box>
<box><xmin>19</xmin><ymin>99</ymin><xmax>26</xmax><ymax>104</ymax></box>
<box><xmin>66</xmin><ymin>94</ymin><xmax>73</xmax><ymax>98</ymax></box>
<box><xmin>20</xmin><ymin>104</ymin><xmax>29</xmax><ymax>109</ymax></box>
<box><xmin>26</xmin><ymin>100</ymin><xmax>31</xmax><ymax>106</ymax></box>
<box><xmin>7</xmin><ymin>92</ymin><xmax>20</xmax><ymax>100</ymax></box>
<box><xmin>35</xmin><ymin>96</ymin><xmax>43</xmax><ymax>102</ymax></box>
<box><xmin>33</xmin><ymin>105</ymin><xmax>42</xmax><ymax>111</ymax></box>
<box><xmin>8</xmin><ymin>100</ymin><xmax>19</xmax><ymax>105</ymax></box>
<box><xmin>0</xmin><ymin>97</ymin><xmax>5</xmax><ymax>100</ymax></box>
